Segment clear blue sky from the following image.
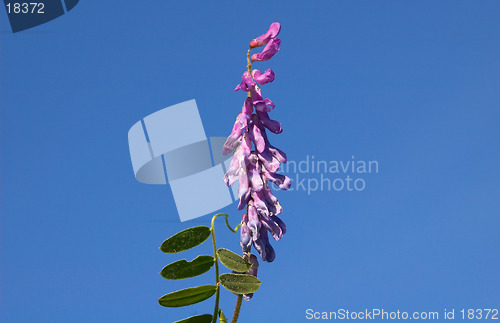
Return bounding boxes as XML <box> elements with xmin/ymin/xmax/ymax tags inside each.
<box><xmin>1</xmin><ymin>1</ymin><xmax>499</xmax><ymax>322</ymax></box>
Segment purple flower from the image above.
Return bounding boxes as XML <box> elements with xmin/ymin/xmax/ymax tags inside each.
<box><xmin>251</xmin><ymin>68</ymin><xmax>275</xmax><ymax>85</ymax></box>
<box><xmin>224</xmin><ymin>135</ymin><xmax>251</xmax><ymax>186</ymax></box>
<box><xmin>247</xmin><ymin>202</ymin><xmax>261</xmax><ymax>239</ymax></box>
<box><xmin>222</xmin><ymin>113</ymin><xmax>244</xmax><ymax>155</ymax></box>
<box><xmin>262</xmin><ymin>170</ymin><xmax>291</xmax><ymax>190</ymax></box>
<box><xmin>254</xmin><ymin>123</ymin><xmax>284</xmax><ymax>173</ymax></box>
<box><xmin>239</xmin><ymin>186</ymin><xmax>286</xmax><ymax>262</ymax></box>
<box><xmin>251</xmin><ymin>38</ymin><xmax>281</xmax><ymax>62</ymax></box>
<box><xmin>237</xmin><ymin>167</ymin><xmax>251</xmax><ymax>210</ymax></box>
<box><xmin>268</xmin><ymin>146</ymin><xmax>287</xmax><ymax>164</ymax></box>
<box><xmin>237</xmin><ymin>97</ymin><xmax>253</xmax><ymax>132</ymax></box>
<box><xmin>242</xmin><ymin>97</ymin><xmax>254</xmax><ymax>114</ymax></box>
<box><xmin>224</xmin><ymin>150</ymin><xmax>243</xmax><ymax>186</ymax></box>
<box><xmin>252</xmin><ymin>227</ymin><xmax>275</xmax><ymax>262</ymax></box>
<box><xmin>247</xmin><ymin>153</ymin><xmax>264</xmax><ymax>192</ymax></box>
<box><xmin>259</xmin><ymin>122</ymin><xmax>287</xmax><ymax>163</ymax></box>
<box><xmin>260</xmin><ymin>213</ymin><xmax>286</xmax><ymax>241</ymax></box>
<box><xmin>224</xmin><ymin>22</ymin><xmax>289</xmax><ymax>269</ymax></box>
<box><xmin>251</xmin><ymin>87</ymin><xmax>275</xmax><ymax>113</ymax></box>
<box><xmin>257</xmin><ymin>148</ymin><xmax>281</xmax><ymax>173</ymax></box>
<box><xmin>240</xmin><ymin>133</ymin><xmax>252</xmax><ymax>158</ymax></box>
<box><xmin>246</xmin><ymin>254</ymin><xmax>259</xmax><ymax>276</ymax></box>
<box><xmin>234</xmin><ymin>71</ymin><xmax>255</xmax><ymax>92</ymax></box>
<box><xmin>249</xmin><ymin>117</ymin><xmax>266</xmax><ymax>153</ymax></box>
<box><xmin>243</xmin><ymin>254</ymin><xmax>259</xmax><ymax>301</ymax></box>
<box><xmin>262</xmin><ymin>184</ymin><xmax>283</xmax><ymax>216</ymax></box>
<box><xmin>240</xmin><ymin>213</ymin><xmax>252</xmax><ymax>253</ymax></box>
<box><xmin>249</xmin><ymin>22</ymin><xmax>281</xmax><ymax>48</ymax></box>
<box><xmin>251</xmin><ymin>189</ymin><xmax>270</xmax><ymax>217</ymax></box>
<box><xmin>256</xmin><ymin>110</ymin><xmax>282</xmax><ymax>134</ymax></box>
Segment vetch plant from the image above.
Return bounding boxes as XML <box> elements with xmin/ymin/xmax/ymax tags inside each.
<box><xmin>158</xmin><ymin>22</ymin><xmax>289</xmax><ymax>323</ymax></box>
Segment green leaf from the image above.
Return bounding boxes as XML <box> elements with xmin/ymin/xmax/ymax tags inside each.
<box><xmin>160</xmin><ymin>226</ymin><xmax>211</xmax><ymax>253</ymax></box>
<box><xmin>160</xmin><ymin>255</ymin><xmax>215</xmax><ymax>280</ymax></box>
<box><xmin>216</xmin><ymin>248</ymin><xmax>252</xmax><ymax>273</ymax></box>
<box><xmin>158</xmin><ymin>285</ymin><xmax>216</xmax><ymax>308</ymax></box>
<box><xmin>173</xmin><ymin>314</ymin><xmax>213</xmax><ymax>323</ymax></box>
<box><xmin>218</xmin><ymin>309</ymin><xmax>228</xmax><ymax>323</ymax></box>
<box><xmin>219</xmin><ymin>273</ymin><xmax>261</xmax><ymax>294</ymax></box>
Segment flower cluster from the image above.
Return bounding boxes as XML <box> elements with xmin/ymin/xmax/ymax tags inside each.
<box><xmin>223</xmin><ymin>22</ymin><xmax>290</xmax><ymax>276</ymax></box>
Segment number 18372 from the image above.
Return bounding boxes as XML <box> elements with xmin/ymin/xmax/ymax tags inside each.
<box><xmin>5</xmin><ymin>2</ymin><xmax>45</xmax><ymax>14</ymax></box>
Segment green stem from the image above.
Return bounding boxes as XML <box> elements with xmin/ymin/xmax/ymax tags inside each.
<box><xmin>214</xmin><ymin>213</ymin><xmax>241</xmax><ymax>233</ymax></box>
<box><xmin>211</xmin><ymin>216</ymin><xmax>221</xmax><ymax>323</ymax></box>
<box><xmin>210</xmin><ymin>214</ymin><xmax>240</xmax><ymax>323</ymax></box>
<box><xmin>231</xmin><ymin>294</ymin><xmax>243</xmax><ymax>323</ymax></box>
<box><xmin>224</xmin><ymin>214</ymin><xmax>241</xmax><ymax>233</ymax></box>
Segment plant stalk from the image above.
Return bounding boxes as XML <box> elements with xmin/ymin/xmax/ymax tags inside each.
<box><xmin>231</xmin><ymin>294</ymin><xmax>243</xmax><ymax>323</ymax></box>
<box><xmin>211</xmin><ymin>215</ymin><xmax>221</xmax><ymax>323</ymax></box>
<box><xmin>247</xmin><ymin>48</ymin><xmax>252</xmax><ymax>98</ymax></box>
<box><xmin>210</xmin><ymin>213</ymin><xmax>240</xmax><ymax>322</ymax></box>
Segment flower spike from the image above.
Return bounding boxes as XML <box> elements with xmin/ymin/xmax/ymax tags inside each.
<box><xmin>224</xmin><ymin>22</ymin><xmax>288</xmax><ymax>266</ymax></box>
